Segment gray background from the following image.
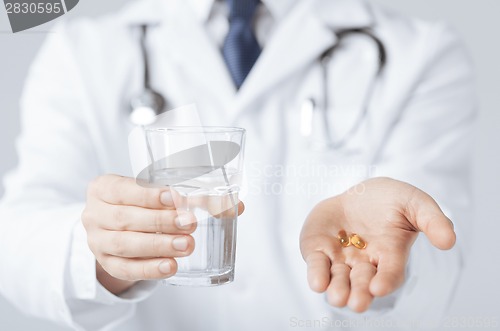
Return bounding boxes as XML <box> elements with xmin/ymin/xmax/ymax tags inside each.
<box><xmin>0</xmin><ymin>0</ymin><xmax>499</xmax><ymax>330</ymax></box>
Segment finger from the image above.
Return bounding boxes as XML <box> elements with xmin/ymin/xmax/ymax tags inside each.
<box><xmin>305</xmin><ymin>251</ymin><xmax>332</xmax><ymax>292</ymax></box>
<box><xmin>200</xmin><ymin>191</ymin><xmax>241</xmax><ymax>219</ymax></box>
<box><xmin>370</xmin><ymin>254</ymin><xmax>406</xmax><ymax>297</ymax></box>
<box><xmin>300</xmin><ymin>198</ymin><xmax>342</xmax><ymax>261</ymax></box>
<box><xmin>300</xmin><ymin>200</ymin><xmax>343</xmax><ymax>293</ymax></box>
<box><xmin>348</xmin><ymin>262</ymin><xmax>377</xmax><ymax>313</ymax></box>
<box><xmin>405</xmin><ymin>188</ymin><xmax>456</xmax><ymax>250</ymax></box>
<box><xmin>168</xmin><ymin>189</ymin><xmax>244</xmax><ymax>218</ymax></box>
<box><xmin>89</xmin><ymin>175</ymin><xmax>173</xmax><ymax>209</ymax></box>
<box><xmin>326</xmin><ymin>264</ymin><xmax>351</xmax><ymax>307</ymax></box>
<box><xmin>238</xmin><ymin>201</ymin><xmax>245</xmax><ymax>216</ymax></box>
<box><xmin>101</xmin><ymin>256</ymin><xmax>178</xmax><ymax>281</ymax></box>
<box><xmin>99</xmin><ymin>231</ymin><xmax>194</xmax><ymax>258</ymax></box>
<box><xmin>211</xmin><ymin>201</ymin><xmax>245</xmax><ymax>220</ymax></box>
<box><xmin>96</xmin><ymin>203</ymin><xmax>197</xmax><ymax>234</ymax></box>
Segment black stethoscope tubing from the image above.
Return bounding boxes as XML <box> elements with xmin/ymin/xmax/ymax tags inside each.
<box><xmin>129</xmin><ymin>24</ymin><xmax>166</xmax><ymax>126</ymax></box>
<box><xmin>129</xmin><ymin>25</ymin><xmax>387</xmax><ymax>143</ymax></box>
<box><xmin>313</xmin><ymin>27</ymin><xmax>387</xmax><ymax>149</ymax></box>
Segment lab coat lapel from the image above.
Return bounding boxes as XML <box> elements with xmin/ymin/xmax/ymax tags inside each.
<box><xmin>158</xmin><ymin>0</ymin><xmax>236</xmax><ymax>111</ymax></box>
<box><xmin>234</xmin><ymin>0</ymin><xmax>335</xmax><ymax>111</ymax></box>
<box><xmin>235</xmin><ymin>0</ymin><xmax>374</xmax><ymax>112</ymax></box>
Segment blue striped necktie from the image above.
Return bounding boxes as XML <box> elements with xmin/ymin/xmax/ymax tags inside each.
<box><xmin>222</xmin><ymin>0</ymin><xmax>262</xmax><ymax>89</ymax></box>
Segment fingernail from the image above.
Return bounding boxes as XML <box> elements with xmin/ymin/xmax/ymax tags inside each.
<box><xmin>160</xmin><ymin>191</ymin><xmax>173</xmax><ymax>206</ymax></box>
<box><xmin>159</xmin><ymin>261</ymin><xmax>171</xmax><ymax>274</ymax></box>
<box><xmin>172</xmin><ymin>237</ymin><xmax>189</xmax><ymax>251</ymax></box>
<box><xmin>176</xmin><ymin>214</ymin><xmax>192</xmax><ymax>229</ymax></box>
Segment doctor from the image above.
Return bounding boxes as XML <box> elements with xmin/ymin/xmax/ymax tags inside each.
<box><xmin>0</xmin><ymin>0</ymin><xmax>476</xmax><ymax>330</ymax></box>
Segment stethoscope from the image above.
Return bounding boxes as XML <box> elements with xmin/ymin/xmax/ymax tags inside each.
<box><xmin>129</xmin><ymin>25</ymin><xmax>387</xmax><ymax>149</ymax></box>
<box><xmin>129</xmin><ymin>25</ymin><xmax>167</xmax><ymax>126</ymax></box>
<box><xmin>300</xmin><ymin>28</ymin><xmax>387</xmax><ymax>150</ymax></box>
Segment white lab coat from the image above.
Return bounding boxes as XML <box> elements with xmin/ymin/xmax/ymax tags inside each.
<box><xmin>0</xmin><ymin>0</ymin><xmax>476</xmax><ymax>330</ymax></box>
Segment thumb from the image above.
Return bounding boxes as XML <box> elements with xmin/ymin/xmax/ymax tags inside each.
<box><xmin>405</xmin><ymin>188</ymin><xmax>456</xmax><ymax>250</ymax></box>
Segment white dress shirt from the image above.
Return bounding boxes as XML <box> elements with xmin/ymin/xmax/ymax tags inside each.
<box><xmin>191</xmin><ymin>0</ymin><xmax>294</xmax><ymax>48</ymax></box>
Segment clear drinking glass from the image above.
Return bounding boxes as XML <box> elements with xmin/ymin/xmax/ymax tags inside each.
<box><xmin>139</xmin><ymin>127</ymin><xmax>246</xmax><ymax>286</ymax></box>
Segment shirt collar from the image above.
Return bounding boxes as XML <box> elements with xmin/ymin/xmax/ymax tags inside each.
<box><xmin>120</xmin><ymin>0</ymin><xmax>373</xmax><ymax>29</ymax></box>
<box><xmin>186</xmin><ymin>0</ymin><xmax>297</xmax><ymax>22</ymax></box>
<box><xmin>314</xmin><ymin>0</ymin><xmax>374</xmax><ymax>29</ymax></box>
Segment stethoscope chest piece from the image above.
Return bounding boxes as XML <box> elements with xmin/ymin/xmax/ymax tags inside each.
<box><xmin>129</xmin><ymin>89</ymin><xmax>166</xmax><ymax>126</ymax></box>
<box><xmin>129</xmin><ymin>24</ymin><xmax>168</xmax><ymax>126</ymax></box>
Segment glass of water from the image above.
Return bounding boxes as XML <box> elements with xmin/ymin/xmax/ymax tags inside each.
<box><xmin>139</xmin><ymin>127</ymin><xmax>246</xmax><ymax>286</ymax></box>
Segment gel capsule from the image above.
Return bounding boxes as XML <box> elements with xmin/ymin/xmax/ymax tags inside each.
<box><xmin>350</xmin><ymin>234</ymin><xmax>367</xmax><ymax>249</ymax></box>
<box><xmin>338</xmin><ymin>230</ymin><xmax>351</xmax><ymax>247</ymax></box>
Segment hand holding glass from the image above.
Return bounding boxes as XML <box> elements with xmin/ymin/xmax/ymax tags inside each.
<box><xmin>138</xmin><ymin>127</ymin><xmax>246</xmax><ymax>286</ymax></box>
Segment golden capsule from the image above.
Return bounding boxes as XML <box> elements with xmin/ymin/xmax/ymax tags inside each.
<box><xmin>338</xmin><ymin>230</ymin><xmax>351</xmax><ymax>247</ymax></box>
<box><xmin>350</xmin><ymin>234</ymin><xmax>367</xmax><ymax>249</ymax></box>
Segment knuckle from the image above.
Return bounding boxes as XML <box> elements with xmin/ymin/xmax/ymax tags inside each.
<box><xmin>96</xmin><ymin>256</ymin><xmax>130</xmax><ymax>281</ymax></box>
<box><xmin>110</xmin><ymin>232</ymin><xmax>125</xmax><ymax>256</ymax></box>
<box><xmin>95</xmin><ymin>254</ymin><xmax>107</xmax><ymax>267</ymax></box>
<box><xmin>108</xmin><ymin>180</ymin><xmax>124</xmax><ymax>204</ymax></box>
<box><xmin>89</xmin><ymin>175</ymin><xmax>118</xmax><ymax>199</ymax></box>
<box><xmin>99</xmin><ymin>257</ymin><xmax>130</xmax><ymax>282</ymax></box>
<box><xmin>101</xmin><ymin>175</ymin><xmax>129</xmax><ymax>205</ymax></box>
<box><xmin>111</xmin><ymin>205</ymin><xmax>127</xmax><ymax>231</ymax></box>
<box><xmin>87</xmin><ymin>177</ymin><xmax>101</xmax><ymax>197</ymax></box>
<box><xmin>151</xmin><ymin>234</ymin><xmax>167</xmax><ymax>257</ymax></box>
<box><xmin>101</xmin><ymin>263</ymin><xmax>120</xmax><ymax>280</ymax></box>
<box><xmin>81</xmin><ymin>208</ymin><xmax>93</xmax><ymax>229</ymax></box>
<box><xmin>140</xmin><ymin>187</ymin><xmax>161</xmax><ymax>207</ymax></box>
<box><xmin>141</xmin><ymin>262</ymin><xmax>157</xmax><ymax>280</ymax></box>
<box><xmin>98</xmin><ymin>254</ymin><xmax>113</xmax><ymax>269</ymax></box>
<box><xmin>141</xmin><ymin>262</ymin><xmax>149</xmax><ymax>279</ymax></box>
<box><xmin>138</xmin><ymin>187</ymin><xmax>150</xmax><ymax>206</ymax></box>
<box><xmin>86</xmin><ymin>233</ymin><xmax>100</xmax><ymax>256</ymax></box>
<box><xmin>302</xmin><ymin>234</ymin><xmax>336</xmax><ymax>259</ymax></box>
<box><xmin>153</xmin><ymin>210</ymin><xmax>166</xmax><ymax>232</ymax></box>
<box><xmin>117</xmin><ymin>260</ymin><xmax>134</xmax><ymax>281</ymax></box>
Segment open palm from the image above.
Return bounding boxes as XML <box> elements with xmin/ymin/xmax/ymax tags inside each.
<box><xmin>300</xmin><ymin>177</ymin><xmax>456</xmax><ymax>313</ymax></box>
